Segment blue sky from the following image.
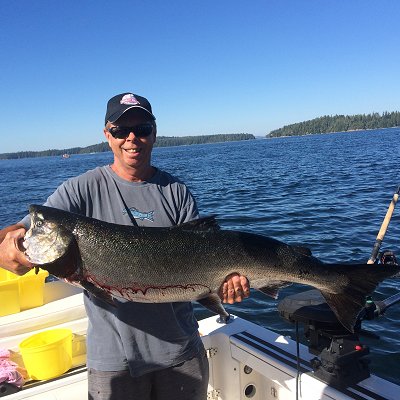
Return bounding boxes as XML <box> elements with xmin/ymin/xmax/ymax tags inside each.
<box><xmin>1</xmin><ymin>0</ymin><xmax>399</xmax><ymax>153</ymax></box>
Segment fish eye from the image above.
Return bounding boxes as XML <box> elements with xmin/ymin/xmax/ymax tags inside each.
<box><xmin>35</xmin><ymin>212</ymin><xmax>45</xmax><ymax>227</ymax></box>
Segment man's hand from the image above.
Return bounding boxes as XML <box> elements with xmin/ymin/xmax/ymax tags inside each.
<box><xmin>219</xmin><ymin>273</ymin><xmax>250</xmax><ymax>304</ymax></box>
<box><xmin>0</xmin><ymin>224</ymin><xmax>34</xmax><ymax>275</ymax></box>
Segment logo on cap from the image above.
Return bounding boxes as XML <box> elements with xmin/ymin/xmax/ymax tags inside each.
<box><xmin>120</xmin><ymin>94</ymin><xmax>140</xmax><ymax>105</ymax></box>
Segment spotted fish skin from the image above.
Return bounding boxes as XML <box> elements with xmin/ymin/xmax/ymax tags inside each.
<box><xmin>23</xmin><ymin>205</ymin><xmax>400</xmax><ymax>332</ymax></box>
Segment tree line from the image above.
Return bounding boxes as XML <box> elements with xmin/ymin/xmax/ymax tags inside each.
<box><xmin>0</xmin><ymin>133</ymin><xmax>255</xmax><ymax>160</ymax></box>
<box><xmin>268</xmin><ymin>111</ymin><xmax>400</xmax><ymax>137</ymax></box>
<box><xmin>155</xmin><ymin>133</ymin><xmax>254</xmax><ymax>147</ymax></box>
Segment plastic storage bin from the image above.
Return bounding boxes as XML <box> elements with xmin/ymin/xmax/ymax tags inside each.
<box><xmin>0</xmin><ymin>271</ymin><xmax>20</xmax><ymax>316</ymax></box>
<box><xmin>0</xmin><ymin>268</ymin><xmax>49</xmax><ymax>316</ymax></box>
<box><xmin>18</xmin><ymin>268</ymin><xmax>49</xmax><ymax>310</ymax></box>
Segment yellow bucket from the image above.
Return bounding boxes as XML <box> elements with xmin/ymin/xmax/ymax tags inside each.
<box><xmin>19</xmin><ymin>329</ymin><xmax>73</xmax><ymax>380</ymax></box>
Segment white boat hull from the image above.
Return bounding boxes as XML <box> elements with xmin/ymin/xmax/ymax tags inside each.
<box><xmin>1</xmin><ymin>281</ymin><xmax>398</xmax><ymax>399</ymax></box>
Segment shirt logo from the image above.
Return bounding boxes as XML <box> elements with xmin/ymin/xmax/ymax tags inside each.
<box><xmin>120</xmin><ymin>94</ymin><xmax>140</xmax><ymax>105</ymax></box>
<box><xmin>123</xmin><ymin>207</ymin><xmax>154</xmax><ymax>222</ymax></box>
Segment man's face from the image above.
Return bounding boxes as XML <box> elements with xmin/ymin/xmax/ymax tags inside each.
<box><xmin>104</xmin><ymin>111</ymin><xmax>156</xmax><ymax>176</ymax></box>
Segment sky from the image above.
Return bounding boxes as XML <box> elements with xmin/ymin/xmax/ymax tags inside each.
<box><xmin>1</xmin><ymin>0</ymin><xmax>399</xmax><ymax>153</ymax></box>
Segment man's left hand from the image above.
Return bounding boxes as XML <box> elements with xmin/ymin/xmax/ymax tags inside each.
<box><xmin>219</xmin><ymin>273</ymin><xmax>250</xmax><ymax>304</ymax></box>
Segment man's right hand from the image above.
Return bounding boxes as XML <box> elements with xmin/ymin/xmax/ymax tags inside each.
<box><xmin>0</xmin><ymin>224</ymin><xmax>34</xmax><ymax>275</ymax></box>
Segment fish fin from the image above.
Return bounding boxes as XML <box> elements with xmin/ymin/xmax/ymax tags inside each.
<box><xmin>319</xmin><ymin>291</ymin><xmax>362</xmax><ymax>333</ymax></box>
<box><xmin>197</xmin><ymin>294</ymin><xmax>230</xmax><ymax>323</ymax></box>
<box><xmin>178</xmin><ymin>216</ymin><xmax>220</xmax><ymax>232</ymax></box>
<box><xmin>292</xmin><ymin>246</ymin><xmax>312</xmax><ymax>257</ymax></box>
<box><xmin>81</xmin><ymin>281</ymin><xmax>116</xmax><ymax>307</ymax></box>
<box><xmin>320</xmin><ymin>263</ymin><xmax>400</xmax><ymax>333</ymax></box>
<box><xmin>257</xmin><ymin>281</ymin><xmax>292</xmax><ymax>299</ymax></box>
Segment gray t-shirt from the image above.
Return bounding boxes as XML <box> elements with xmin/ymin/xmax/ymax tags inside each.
<box><xmin>22</xmin><ymin>165</ymin><xmax>203</xmax><ymax>376</ymax></box>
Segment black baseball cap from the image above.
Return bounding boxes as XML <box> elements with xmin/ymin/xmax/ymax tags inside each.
<box><xmin>105</xmin><ymin>93</ymin><xmax>156</xmax><ymax>125</ymax></box>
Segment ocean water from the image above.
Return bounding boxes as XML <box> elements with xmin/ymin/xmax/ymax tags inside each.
<box><xmin>1</xmin><ymin>128</ymin><xmax>399</xmax><ymax>384</ymax></box>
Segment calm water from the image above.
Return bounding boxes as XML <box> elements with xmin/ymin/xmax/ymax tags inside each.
<box><xmin>1</xmin><ymin>128</ymin><xmax>399</xmax><ymax>384</ymax></box>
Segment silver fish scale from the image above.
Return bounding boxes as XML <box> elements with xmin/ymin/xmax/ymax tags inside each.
<box><xmin>78</xmin><ymin>225</ymin><xmax>247</xmax><ymax>299</ymax></box>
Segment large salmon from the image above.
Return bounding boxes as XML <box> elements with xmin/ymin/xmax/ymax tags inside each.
<box><xmin>23</xmin><ymin>205</ymin><xmax>399</xmax><ymax>332</ymax></box>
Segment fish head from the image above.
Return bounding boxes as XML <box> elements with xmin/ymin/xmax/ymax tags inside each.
<box><xmin>23</xmin><ymin>205</ymin><xmax>74</xmax><ymax>265</ymax></box>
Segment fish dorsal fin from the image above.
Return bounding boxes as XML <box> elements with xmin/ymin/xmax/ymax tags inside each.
<box><xmin>178</xmin><ymin>216</ymin><xmax>220</xmax><ymax>232</ymax></box>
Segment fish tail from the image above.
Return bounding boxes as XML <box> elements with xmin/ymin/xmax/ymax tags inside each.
<box><xmin>320</xmin><ymin>263</ymin><xmax>400</xmax><ymax>332</ymax></box>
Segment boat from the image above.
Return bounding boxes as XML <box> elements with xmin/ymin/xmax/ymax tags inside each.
<box><xmin>61</xmin><ymin>154</ymin><xmax>70</xmax><ymax>159</ymax></box>
<box><xmin>1</xmin><ymin>278</ymin><xmax>399</xmax><ymax>400</ymax></box>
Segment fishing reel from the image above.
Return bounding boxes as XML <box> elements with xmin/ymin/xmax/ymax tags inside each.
<box><xmin>378</xmin><ymin>250</ymin><xmax>398</xmax><ymax>265</ymax></box>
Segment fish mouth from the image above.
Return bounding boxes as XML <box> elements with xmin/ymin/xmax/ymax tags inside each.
<box><xmin>23</xmin><ymin>228</ymin><xmax>67</xmax><ymax>264</ymax></box>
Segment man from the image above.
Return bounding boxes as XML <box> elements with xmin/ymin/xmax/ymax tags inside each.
<box><xmin>0</xmin><ymin>92</ymin><xmax>249</xmax><ymax>400</ymax></box>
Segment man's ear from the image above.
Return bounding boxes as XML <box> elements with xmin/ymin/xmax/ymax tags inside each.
<box><xmin>152</xmin><ymin>123</ymin><xmax>157</xmax><ymax>143</ymax></box>
<box><xmin>104</xmin><ymin>125</ymin><xmax>112</xmax><ymax>148</ymax></box>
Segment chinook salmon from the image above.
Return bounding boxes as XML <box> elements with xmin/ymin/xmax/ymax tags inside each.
<box><xmin>23</xmin><ymin>205</ymin><xmax>399</xmax><ymax>332</ymax></box>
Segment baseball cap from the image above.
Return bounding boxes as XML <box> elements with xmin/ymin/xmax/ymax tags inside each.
<box><xmin>105</xmin><ymin>93</ymin><xmax>156</xmax><ymax>125</ymax></box>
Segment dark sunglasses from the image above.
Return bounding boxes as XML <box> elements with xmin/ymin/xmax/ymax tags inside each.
<box><xmin>107</xmin><ymin>123</ymin><xmax>154</xmax><ymax>139</ymax></box>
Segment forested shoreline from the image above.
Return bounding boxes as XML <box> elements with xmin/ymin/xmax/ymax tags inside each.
<box><xmin>268</xmin><ymin>111</ymin><xmax>400</xmax><ymax>137</ymax></box>
<box><xmin>3</xmin><ymin>110</ymin><xmax>399</xmax><ymax>160</ymax></box>
<box><xmin>0</xmin><ymin>133</ymin><xmax>255</xmax><ymax>160</ymax></box>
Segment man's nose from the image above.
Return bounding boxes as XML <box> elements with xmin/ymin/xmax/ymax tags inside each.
<box><xmin>126</xmin><ymin>132</ymin><xmax>139</xmax><ymax>141</ymax></box>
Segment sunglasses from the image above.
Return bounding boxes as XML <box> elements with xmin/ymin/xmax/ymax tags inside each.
<box><xmin>107</xmin><ymin>123</ymin><xmax>154</xmax><ymax>139</ymax></box>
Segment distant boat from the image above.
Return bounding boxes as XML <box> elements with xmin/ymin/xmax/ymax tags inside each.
<box><xmin>62</xmin><ymin>154</ymin><xmax>70</xmax><ymax>159</ymax></box>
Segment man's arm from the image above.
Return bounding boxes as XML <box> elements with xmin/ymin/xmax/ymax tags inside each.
<box><xmin>0</xmin><ymin>224</ymin><xmax>34</xmax><ymax>275</ymax></box>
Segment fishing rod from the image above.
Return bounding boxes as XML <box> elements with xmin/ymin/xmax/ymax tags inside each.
<box><xmin>362</xmin><ymin>185</ymin><xmax>400</xmax><ymax>317</ymax></box>
<box><xmin>363</xmin><ymin>291</ymin><xmax>400</xmax><ymax>321</ymax></box>
<box><xmin>367</xmin><ymin>185</ymin><xmax>400</xmax><ymax>264</ymax></box>
<box><xmin>374</xmin><ymin>292</ymin><xmax>400</xmax><ymax>315</ymax></box>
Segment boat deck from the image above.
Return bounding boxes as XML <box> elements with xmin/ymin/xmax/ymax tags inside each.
<box><xmin>1</xmin><ymin>281</ymin><xmax>398</xmax><ymax>400</ymax></box>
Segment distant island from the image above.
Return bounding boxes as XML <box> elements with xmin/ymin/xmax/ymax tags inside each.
<box><xmin>4</xmin><ymin>111</ymin><xmax>399</xmax><ymax>160</ymax></box>
<box><xmin>268</xmin><ymin>111</ymin><xmax>400</xmax><ymax>138</ymax></box>
<box><xmin>0</xmin><ymin>133</ymin><xmax>255</xmax><ymax>160</ymax></box>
